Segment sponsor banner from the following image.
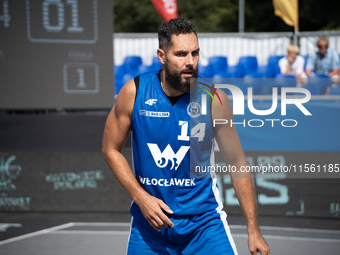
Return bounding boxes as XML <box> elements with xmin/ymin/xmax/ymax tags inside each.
<box><xmin>0</xmin><ymin>149</ymin><xmax>339</xmax><ymax>218</ymax></box>
<box><xmin>0</xmin><ymin>150</ymin><xmax>131</xmax><ymax>212</ymax></box>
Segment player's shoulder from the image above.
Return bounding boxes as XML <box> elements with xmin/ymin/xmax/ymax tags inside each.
<box><xmin>118</xmin><ymin>78</ymin><xmax>136</xmax><ymax>101</ymax></box>
<box><xmin>215</xmin><ymin>88</ymin><xmax>230</xmax><ymax>100</ymax></box>
<box><xmin>138</xmin><ymin>70</ymin><xmax>161</xmax><ymax>83</ymax></box>
<box><xmin>214</xmin><ymin>88</ymin><xmax>232</xmax><ymax>109</ymax></box>
<box><xmin>114</xmin><ymin>78</ymin><xmax>137</xmax><ymax>117</ymax></box>
<box><xmin>211</xmin><ymin>88</ymin><xmax>233</xmax><ymax>122</ymax></box>
<box><xmin>133</xmin><ymin>70</ymin><xmax>161</xmax><ymax>94</ymax></box>
<box><xmin>115</xmin><ymin>71</ymin><xmax>160</xmax><ymax>113</ymax></box>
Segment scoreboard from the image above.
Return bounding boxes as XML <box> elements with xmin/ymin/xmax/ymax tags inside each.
<box><xmin>0</xmin><ymin>0</ymin><xmax>114</xmax><ymax>109</ymax></box>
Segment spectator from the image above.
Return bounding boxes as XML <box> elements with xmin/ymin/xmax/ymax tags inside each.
<box><xmin>305</xmin><ymin>37</ymin><xmax>339</xmax><ymax>79</ymax></box>
<box><xmin>278</xmin><ymin>44</ymin><xmax>306</xmax><ymax>83</ymax></box>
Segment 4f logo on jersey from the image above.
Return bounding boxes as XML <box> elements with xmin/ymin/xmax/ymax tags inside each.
<box><xmin>145</xmin><ymin>99</ymin><xmax>158</xmax><ymax>106</ymax></box>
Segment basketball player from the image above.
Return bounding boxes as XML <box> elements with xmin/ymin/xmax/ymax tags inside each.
<box><xmin>102</xmin><ymin>18</ymin><xmax>270</xmax><ymax>255</ymax></box>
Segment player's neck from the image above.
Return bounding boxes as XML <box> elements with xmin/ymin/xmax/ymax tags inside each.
<box><xmin>160</xmin><ymin>70</ymin><xmax>185</xmax><ymax>97</ymax></box>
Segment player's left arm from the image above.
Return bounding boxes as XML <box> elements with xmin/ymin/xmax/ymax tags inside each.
<box><xmin>212</xmin><ymin>89</ymin><xmax>270</xmax><ymax>255</ymax></box>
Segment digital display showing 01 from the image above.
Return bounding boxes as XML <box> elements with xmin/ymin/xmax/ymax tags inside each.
<box><xmin>0</xmin><ymin>0</ymin><xmax>114</xmax><ymax>109</ymax></box>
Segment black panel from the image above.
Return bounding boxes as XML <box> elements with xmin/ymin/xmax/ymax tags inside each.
<box><xmin>0</xmin><ymin>0</ymin><xmax>114</xmax><ymax>109</ymax></box>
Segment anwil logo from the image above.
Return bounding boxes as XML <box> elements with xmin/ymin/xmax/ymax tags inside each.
<box><xmin>147</xmin><ymin>121</ymin><xmax>190</xmax><ymax>171</ymax></box>
<box><xmin>0</xmin><ymin>153</ymin><xmax>22</xmax><ymax>191</ymax></box>
<box><xmin>147</xmin><ymin>144</ymin><xmax>189</xmax><ymax>171</ymax></box>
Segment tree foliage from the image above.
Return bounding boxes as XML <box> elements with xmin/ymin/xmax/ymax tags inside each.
<box><xmin>113</xmin><ymin>0</ymin><xmax>340</xmax><ymax>33</ymax></box>
<box><xmin>114</xmin><ymin>0</ymin><xmax>163</xmax><ymax>32</ymax></box>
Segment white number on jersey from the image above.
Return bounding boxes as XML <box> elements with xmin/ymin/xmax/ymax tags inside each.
<box><xmin>191</xmin><ymin>123</ymin><xmax>206</xmax><ymax>142</ymax></box>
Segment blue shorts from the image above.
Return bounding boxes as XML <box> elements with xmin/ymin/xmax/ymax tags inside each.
<box><xmin>126</xmin><ymin>209</ymin><xmax>238</xmax><ymax>255</ymax></box>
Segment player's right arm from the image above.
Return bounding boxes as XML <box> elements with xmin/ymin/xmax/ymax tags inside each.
<box><xmin>102</xmin><ymin>79</ymin><xmax>174</xmax><ymax>231</ymax></box>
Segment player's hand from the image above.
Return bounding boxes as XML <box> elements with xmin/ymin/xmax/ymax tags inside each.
<box><xmin>137</xmin><ymin>194</ymin><xmax>174</xmax><ymax>232</ymax></box>
<box><xmin>248</xmin><ymin>230</ymin><xmax>270</xmax><ymax>255</ymax></box>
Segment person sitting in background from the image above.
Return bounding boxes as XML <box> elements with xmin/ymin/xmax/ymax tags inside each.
<box><xmin>278</xmin><ymin>44</ymin><xmax>306</xmax><ymax>85</ymax></box>
<box><xmin>279</xmin><ymin>44</ymin><xmax>305</xmax><ymax>77</ymax></box>
<box><xmin>305</xmin><ymin>37</ymin><xmax>339</xmax><ymax>79</ymax></box>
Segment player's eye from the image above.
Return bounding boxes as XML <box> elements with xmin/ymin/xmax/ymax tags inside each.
<box><xmin>176</xmin><ymin>52</ymin><xmax>186</xmax><ymax>57</ymax></box>
<box><xmin>192</xmin><ymin>51</ymin><xmax>199</xmax><ymax>56</ymax></box>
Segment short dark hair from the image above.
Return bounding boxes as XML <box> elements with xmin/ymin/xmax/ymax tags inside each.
<box><xmin>158</xmin><ymin>18</ymin><xmax>197</xmax><ymax>53</ymax></box>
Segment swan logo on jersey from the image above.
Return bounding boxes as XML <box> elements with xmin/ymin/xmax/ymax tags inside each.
<box><xmin>147</xmin><ymin>143</ymin><xmax>189</xmax><ymax>170</ymax></box>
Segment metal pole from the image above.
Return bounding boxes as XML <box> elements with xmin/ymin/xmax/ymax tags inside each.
<box><xmin>239</xmin><ymin>0</ymin><xmax>244</xmax><ymax>33</ymax></box>
<box><xmin>113</xmin><ymin>0</ymin><xmax>115</xmax><ymax>97</ymax></box>
<box><xmin>294</xmin><ymin>0</ymin><xmax>299</xmax><ymax>46</ymax></box>
<box><xmin>294</xmin><ymin>28</ymin><xmax>299</xmax><ymax>46</ymax></box>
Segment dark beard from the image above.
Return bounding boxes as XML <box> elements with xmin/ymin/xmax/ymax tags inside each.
<box><xmin>164</xmin><ymin>62</ymin><xmax>198</xmax><ymax>93</ymax></box>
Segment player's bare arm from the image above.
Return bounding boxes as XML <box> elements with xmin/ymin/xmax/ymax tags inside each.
<box><xmin>102</xmin><ymin>79</ymin><xmax>174</xmax><ymax>232</ymax></box>
<box><xmin>212</xmin><ymin>89</ymin><xmax>270</xmax><ymax>255</ymax></box>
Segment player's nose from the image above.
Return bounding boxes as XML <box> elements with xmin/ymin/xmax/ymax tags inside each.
<box><xmin>185</xmin><ymin>54</ymin><xmax>194</xmax><ymax>66</ymax></box>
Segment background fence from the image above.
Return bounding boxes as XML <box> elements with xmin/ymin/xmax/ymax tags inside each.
<box><xmin>114</xmin><ymin>31</ymin><xmax>340</xmax><ymax>66</ymax></box>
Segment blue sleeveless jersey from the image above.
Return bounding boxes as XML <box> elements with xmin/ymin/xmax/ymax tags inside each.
<box><xmin>130</xmin><ymin>71</ymin><xmax>223</xmax><ymax>222</ymax></box>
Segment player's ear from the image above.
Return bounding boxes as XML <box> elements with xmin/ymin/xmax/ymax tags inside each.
<box><xmin>157</xmin><ymin>48</ymin><xmax>166</xmax><ymax>65</ymax></box>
